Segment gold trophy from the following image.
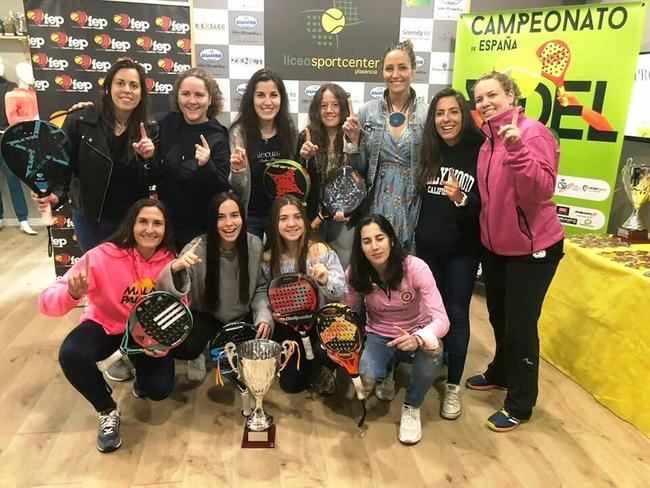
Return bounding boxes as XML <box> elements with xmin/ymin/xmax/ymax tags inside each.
<box><xmin>617</xmin><ymin>158</ymin><xmax>650</xmax><ymax>242</ymax></box>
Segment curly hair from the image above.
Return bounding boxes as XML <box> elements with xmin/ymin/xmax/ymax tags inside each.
<box><xmin>473</xmin><ymin>70</ymin><xmax>522</xmax><ymax>104</ymax></box>
<box><xmin>170</xmin><ymin>67</ymin><xmax>223</xmax><ymax>118</ymax></box>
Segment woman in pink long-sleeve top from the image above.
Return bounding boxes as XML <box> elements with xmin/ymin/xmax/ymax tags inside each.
<box><xmin>345</xmin><ymin>214</ymin><xmax>449</xmax><ymax>445</ymax></box>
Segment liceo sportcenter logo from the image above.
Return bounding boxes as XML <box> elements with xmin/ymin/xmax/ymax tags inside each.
<box><xmin>302</xmin><ymin>1</ymin><xmax>366</xmax><ymax>48</ymax></box>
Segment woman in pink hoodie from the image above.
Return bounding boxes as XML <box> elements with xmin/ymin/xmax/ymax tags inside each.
<box><xmin>466</xmin><ymin>71</ymin><xmax>564</xmax><ymax>432</ymax></box>
<box><xmin>346</xmin><ymin>214</ymin><xmax>449</xmax><ymax>445</ymax></box>
<box><xmin>39</xmin><ymin>199</ymin><xmax>190</xmax><ymax>454</ymax></box>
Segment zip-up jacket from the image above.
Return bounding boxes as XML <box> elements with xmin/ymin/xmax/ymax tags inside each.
<box><xmin>38</xmin><ymin>243</ymin><xmax>183</xmax><ymax>335</ymax></box>
<box><xmin>52</xmin><ymin>106</ymin><xmax>159</xmax><ymax>223</ymax></box>
<box><xmin>478</xmin><ymin>107</ymin><xmax>563</xmax><ymax>256</ymax></box>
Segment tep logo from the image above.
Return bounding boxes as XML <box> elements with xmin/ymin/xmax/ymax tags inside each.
<box><xmin>157</xmin><ymin>58</ymin><xmax>190</xmax><ymax>73</ymax></box>
<box><xmin>32</xmin><ymin>52</ymin><xmax>49</xmax><ymax>68</ymax></box>
<box><xmin>155</xmin><ymin>16</ymin><xmax>190</xmax><ymax>34</ymax></box>
<box><xmin>93</xmin><ymin>34</ymin><xmax>131</xmax><ymax>52</ymax></box>
<box><xmin>177</xmin><ymin>38</ymin><xmax>191</xmax><ymax>53</ymax></box>
<box><xmin>27</xmin><ymin>9</ymin><xmax>64</xmax><ymax>27</ymax></box>
<box><xmin>74</xmin><ymin>55</ymin><xmax>111</xmax><ymax>72</ymax></box>
<box><xmin>50</xmin><ymin>31</ymin><xmax>68</xmax><ymax>47</ymax></box>
<box><xmin>55</xmin><ymin>75</ymin><xmax>93</xmax><ymax>92</ymax></box>
<box><xmin>55</xmin><ymin>75</ymin><xmax>73</xmax><ymax>90</ymax></box>
<box><xmin>70</xmin><ymin>10</ymin><xmax>108</xmax><ymax>29</ymax></box>
<box><xmin>113</xmin><ymin>13</ymin><xmax>150</xmax><ymax>31</ymax></box>
<box><xmin>32</xmin><ymin>52</ymin><xmax>69</xmax><ymax>71</ymax></box>
<box><xmin>136</xmin><ymin>36</ymin><xmax>171</xmax><ymax>53</ymax></box>
<box><xmin>145</xmin><ymin>77</ymin><xmax>173</xmax><ymax>95</ymax></box>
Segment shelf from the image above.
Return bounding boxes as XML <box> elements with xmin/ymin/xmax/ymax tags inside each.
<box><xmin>0</xmin><ymin>35</ymin><xmax>28</xmax><ymax>41</ymax></box>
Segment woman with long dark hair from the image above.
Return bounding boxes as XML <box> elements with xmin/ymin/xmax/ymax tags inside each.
<box><xmin>298</xmin><ymin>82</ymin><xmax>360</xmax><ymax>269</ymax></box>
<box><xmin>262</xmin><ymin>195</ymin><xmax>346</xmax><ymax>394</ymax></box>
<box><xmin>38</xmin><ymin>199</ymin><xmax>184</xmax><ymax>453</ymax></box>
<box><xmin>229</xmin><ymin>69</ymin><xmax>297</xmax><ymax>238</ymax></box>
<box><xmin>159</xmin><ymin>191</ymin><xmax>272</xmax><ymax>384</ymax></box>
<box><xmin>345</xmin><ymin>214</ymin><xmax>449</xmax><ymax>445</ymax></box>
<box><xmin>415</xmin><ymin>88</ymin><xmax>484</xmax><ymax>420</ymax></box>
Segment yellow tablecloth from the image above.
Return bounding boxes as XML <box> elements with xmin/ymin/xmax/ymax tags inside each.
<box><xmin>539</xmin><ymin>237</ymin><xmax>650</xmax><ymax>437</ymax></box>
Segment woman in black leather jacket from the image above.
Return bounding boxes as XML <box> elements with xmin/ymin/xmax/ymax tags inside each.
<box><xmin>36</xmin><ymin>59</ymin><xmax>159</xmax><ymax>252</ymax></box>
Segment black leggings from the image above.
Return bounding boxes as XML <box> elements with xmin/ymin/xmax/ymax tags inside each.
<box><xmin>58</xmin><ymin>321</ymin><xmax>175</xmax><ymax>412</ymax></box>
<box><xmin>171</xmin><ymin>311</ymin><xmax>227</xmax><ymax>360</ymax></box>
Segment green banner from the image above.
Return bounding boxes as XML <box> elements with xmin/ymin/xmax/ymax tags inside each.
<box><xmin>452</xmin><ymin>2</ymin><xmax>647</xmax><ymax>234</ymax></box>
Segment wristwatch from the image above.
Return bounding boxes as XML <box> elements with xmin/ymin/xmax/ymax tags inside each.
<box><xmin>454</xmin><ymin>192</ymin><xmax>468</xmax><ymax>207</ymax></box>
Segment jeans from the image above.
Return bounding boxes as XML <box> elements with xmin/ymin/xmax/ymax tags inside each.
<box><xmin>0</xmin><ymin>154</ymin><xmax>29</xmax><ymax>221</ymax></box>
<box><xmin>58</xmin><ymin>321</ymin><xmax>175</xmax><ymax>412</ymax></box>
<box><xmin>246</xmin><ymin>213</ymin><xmax>267</xmax><ymax>241</ymax></box>
<box><xmin>481</xmin><ymin>240</ymin><xmax>563</xmax><ymax>419</ymax></box>
<box><xmin>418</xmin><ymin>251</ymin><xmax>479</xmax><ymax>385</ymax></box>
<box><xmin>72</xmin><ymin>209</ymin><xmax>120</xmax><ymax>253</ymax></box>
<box><xmin>360</xmin><ymin>332</ymin><xmax>443</xmax><ymax>408</ymax></box>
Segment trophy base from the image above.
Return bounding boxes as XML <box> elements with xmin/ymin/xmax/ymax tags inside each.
<box><xmin>241</xmin><ymin>424</ymin><xmax>276</xmax><ymax>448</ymax></box>
<box><xmin>617</xmin><ymin>227</ymin><xmax>650</xmax><ymax>243</ymax></box>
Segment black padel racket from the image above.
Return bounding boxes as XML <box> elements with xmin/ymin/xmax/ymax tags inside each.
<box><xmin>268</xmin><ymin>273</ymin><xmax>319</xmax><ymax>360</ymax></box>
<box><xmin>96</xmin><ymin>292</ymin><xmax>193</xmax><ymax>372</ymax></box>
<box><xmin>209</xmin><ymin>321</ymin><xmax>258</xmax><ymax>416</ymax></box>
<box><xmin>209</xmin><ymin>321</ymin><xmax>258</xmax><ymax>392</ymax></box>
<box><xmin>320</xmin><ymin>165</ymin><xmax>367</xmax><ymax>219</ymax></box>
<box><xmin>0</xmin><ymin>120</ymin><xmax>70</xmax><ymax>225</ymax></box>
<box><xmin>263</xmin><ymin>159</ymin><xmax>311</xmax><ymax>202</ymax></box>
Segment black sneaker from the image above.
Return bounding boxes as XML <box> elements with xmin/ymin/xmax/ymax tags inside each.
<box><xmin>97</xmin><ymin>408</ymin><xmax>122</xmax><ymax>453</ymax></box>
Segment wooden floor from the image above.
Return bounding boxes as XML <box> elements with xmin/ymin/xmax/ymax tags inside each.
<box><xmin>0</xmin><ymin>226</ymin><xmax>648</xmax><ymax>488</ymax></box>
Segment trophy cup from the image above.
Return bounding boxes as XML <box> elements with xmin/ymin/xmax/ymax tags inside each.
<box><xmin>3</xmin><ymin>13</ymin><xmax>16</xmax><ymax>36</ymax></box>
<box><xmin>13</xmin><ymin>12</ymin><xmax>26</xmax><ymax>35</ymax></box>
<box><xmin>617</xmin><ymin>158</ymin><xmax>650</xmax><ymax>242</ymax></box>
<box><xmin>226</xmin><ymin>339</ymin><xmax>296</xmax><ymax>448</ymax></box>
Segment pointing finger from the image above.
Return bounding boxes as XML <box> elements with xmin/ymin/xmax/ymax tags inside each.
<box><xmin>511</xmin><ymin>108</ymin><xmax>519</xmax><ymax>127</ymax></box>
<box><xmin>84</xmin><ymin>254</ymin><xmax>90</xmax><ymax>277</ymax></box>
<box><xmin>233</xmin><ymin>130</ymin><xmax>242</xmax><ymax>148</ymax></box>
<box><xmin>187</xmin><ymin>237</ymin><xmax>202</xmax><ymax>255</ymax></box>
<box><xmin>347</xmin><ymin>96</ymin><xmax>354</xmax><ymax>116</ymax></box>
<box><xmin>140</xmin><ymin>122</ymin><xmax>149</xmax><ymax>140</ymax></box>
<box><xmin>449</xmin><ymin>168</ymin><xmax>458</xmax><ymax>184</ymax></box>
<box><xmin>200</xmin><ymin>134</ymin><xmax>209</xmax><ymax>148</ymax></box>
<box><xmin>305</xmin><ymin>127</ymin><xmax>311</xmax><ymax>143</ymax></box>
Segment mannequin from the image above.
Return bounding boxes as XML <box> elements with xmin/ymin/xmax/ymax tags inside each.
<box><xmin>0</xmin><ymin>57</ymin><xmax>37</xmax><ymax>234</ymax></box>
<box><xmin>5</xmin><ymin>61</ymin><xmax>39</xmax><ymax>124</ymax></box>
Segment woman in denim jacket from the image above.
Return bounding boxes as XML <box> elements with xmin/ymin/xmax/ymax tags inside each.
<box><xmin>344</xmin><ymin>40</ymin><xmax>428</xmax><ymax>252</ymax></box>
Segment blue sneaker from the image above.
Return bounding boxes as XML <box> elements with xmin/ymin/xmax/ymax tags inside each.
<box><xmin>465</xmin><ymin>374</ymin><xmax>507</xmax><ymax>391</ymax></box>
<box><xmin>487</xmin><ymin>409</ymin><xmax>527</xmax><ymax>432</ymax></box>
<box><xmin>97</xmin><ymin>408</ymin><xmax>122</xmax><ymax>452</ymax></box>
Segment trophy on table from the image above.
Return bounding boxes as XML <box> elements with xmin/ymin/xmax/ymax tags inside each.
<box><xmin>617</xmin><ymin>158</ymin><xmax>650</xmax><ymax>242</ymax></box>
<box><xmin>3</xmin><ymin>13</ymin><xmax>16</xmax><ymax>36</ymax></box>
<box><xmin>13</xmin><ymin>12</ymin><xmax>26</xmax><ymax>35</ymax></box>
<box><xmin>225</xmin><ymin>339</ymin><xmax>297</xmax><ymax>448</ymax></box>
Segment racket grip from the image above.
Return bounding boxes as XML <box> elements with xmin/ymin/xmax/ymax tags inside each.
<box><xmin>40</xmin><ymin>204</ymin><xmax>53</xmax><ymax>226</ymax></box>
<box><xmin>351</xmin><ymin>375</ymin><xmax>366</xmax><ymax>400</ymax></box>
<box><xmin>301</xmin><ymin>335</ymin><xmax>314</xmax><ymax>360</ymax></box>
<box><xmin>96</xmin><ymin>349</ymin><xmax>125</xmax><ymax>372</ymax></box>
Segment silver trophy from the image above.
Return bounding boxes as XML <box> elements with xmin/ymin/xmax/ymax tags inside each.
<box><xmin>226</xmin><ymin>339</ymin><xmax>297</xmax><ymax>447</ymax></box>
<box><xmin>618</xmin><ymin>158</ymin><xmax>650</xmax><ymax>242</ymax></box>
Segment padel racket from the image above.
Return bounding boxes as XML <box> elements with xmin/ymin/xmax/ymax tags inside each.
<box><xmin>263</xmin><ymin>159</ymin><xmax>311</xmax><ymax>202</ymax></box>
<box><xmin>0</xmin><ymin>120</ymin><xmax>70</xmax><ymax>225</ymax></box>
<box><xmin>268</xmin><ymin>273</ymin><xmax>319</xmax><ymax>360</ymax></box>
<box><xmin>536</xmin><ymin>39</ymin><xmax>571</xmax><ymax>106</ymax></box>
<box><xmin>96</xmin><ymin>292</ymin><xmax>193</xmax><ymax>372</ymax></box>
<box><xmin>320</xmin><ymin>165</ymin><xmax>367</xmax><ymax>219</ymax></box>
<box><xmin>209</xmin><ymin>321</ymin><xmax>258</xmax><ymax>416</ymax></box>
<box><xmin>315</xmin><ymin>303</ymin><xmax>365</xmax><ymax>400</ymax></box>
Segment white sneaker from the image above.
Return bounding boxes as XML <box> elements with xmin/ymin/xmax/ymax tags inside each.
<box><xmin>399</xmin><ymin>404</ymin><xmax>422</xmax><ymax>444</ymax></box>
<box><xmin>440</xmin><ymin>383</ymin><xmax>462</xmax><ymax>420</ymax></box>
<box><xmin>19</xmin><ymin>220</ymin><xmax>37</xmax><ymax>235</ymax></box>
<box><xmin>187</xmin><ymin>353</ymin><xmax>207</xmax><ymax>383</ymax></box>
<box><xmin>375</xmin><ymin>372</ymin><xmax>396</xmax><ymax>401</ymax></box>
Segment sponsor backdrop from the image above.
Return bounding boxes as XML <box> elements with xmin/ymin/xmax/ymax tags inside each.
<box><xmin>452</xmin><ymin>2</ymin><xmax>647</xmax><ymax>234</ymax></box>
<box><xmin>23</xmin><ymin>0</ymin><xmax>190</xmax><ymax>277</ymax></box>
<box><xmin>24</xmin><ymin>0</ymin><xmax>191</xmax><ymax>119</ymax></box>
<box><xmin>192</xmin><ymin>0</ymin><xmax>468</xmax><ymax>129</ymax></box>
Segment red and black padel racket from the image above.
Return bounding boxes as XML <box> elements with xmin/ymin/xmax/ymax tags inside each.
<box><xmin>209</xmin><ymin>321</ymin><xmax>258</xmax><ymax>416</ymax></box>
<box><xmin>96</xmin><ymin>292</ymin><xmax>193</xmax><ymax>372</ymax></box>
<box><xmin>268</xmin><ymin>273</ymin><xmax>319</xmax><ymax>360</ymax></box>
<box><xmin>0</xmin><ymin>120</ymin><xmax>70</xmax><ymax>225</ymax></box>
<box><xmin>263</xmin><ymin>159</ymin><xmax>311</xmax><ymax>202</ymax></box>
<box><xmin>320</xmin><ymin>165</ymin><xmax>367</xmax><ymax>220</ymax></box>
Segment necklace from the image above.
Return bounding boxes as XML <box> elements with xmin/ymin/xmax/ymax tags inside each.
<box><xmin>386</xmin><ymin>91</ymin><xmax>413</xmax><ymax>128</ymax></box>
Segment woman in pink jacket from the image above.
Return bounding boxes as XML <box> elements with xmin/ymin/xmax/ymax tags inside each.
<box><xmin>38</xmin><ymin>199</ymin><xmax>189</xmax><ymax>454</ymax></box>
<box><xmin>466</xmin><ymin>71</ymin><xmax>564</xmax><ymax>432</ymax></box>
<box><xmin>346</xmin><ymin>214</ymin><xmax>449</xmax><ymax>445</ymax></box>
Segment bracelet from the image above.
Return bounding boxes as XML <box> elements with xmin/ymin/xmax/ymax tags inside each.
<box><xmin>414</xmin><ymin>334</ymin><xmax>424</xmax><ymax>350</ymax></box>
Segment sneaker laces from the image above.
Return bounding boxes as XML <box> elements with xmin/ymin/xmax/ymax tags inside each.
<box><xmin>99</xmin><ymin>410</ymin><xmax>119</xmax><ymax>435</ymax></box>
<box><xmin>443</xmin><ymin>385</ymin><xmax>461</xmax><ymax>411</ymax></box>
<box><xmin>402</xmin><ymin>405</ymin><xmax>418</xmax><ymax>424</ymax></box>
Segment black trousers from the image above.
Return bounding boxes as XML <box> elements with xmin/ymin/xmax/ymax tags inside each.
<box><xmin>172</xmin><ymin>311</ymin><xmax>227</xmax><ymax>360</ymax></box>
<box><xmin>481</xmin><ymin>239</ymin><xmax>563</xmax><ymax>419</ymax></box>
